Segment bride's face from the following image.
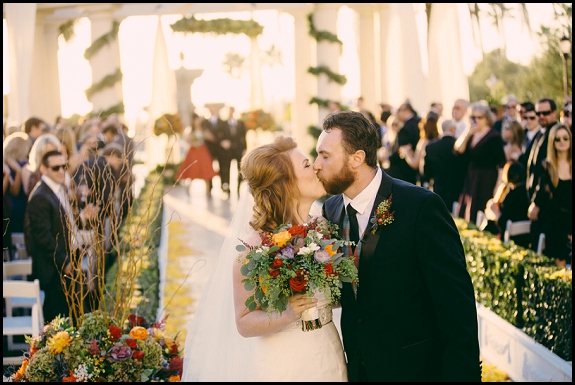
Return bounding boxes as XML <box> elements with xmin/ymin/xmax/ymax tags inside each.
<box><xmin>289</xmin><ymin>148</ymin><xmax>326</xmax><ymax>201</ymax></box>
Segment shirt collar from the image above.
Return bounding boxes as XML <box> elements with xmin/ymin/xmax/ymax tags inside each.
<box><xmin>41</xmin><ymin>174</ymin><xmax>63</xmax><ymax>196</ymax></box>
<box><xmin>343</xmin><ymin>168</ymin><xmax>383</xmax><ymax>216</ymax></box>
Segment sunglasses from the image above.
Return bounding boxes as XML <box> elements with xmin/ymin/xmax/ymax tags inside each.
<box><xmin>554</xmin><ymin>136</ymin><xmax>570</xmax><ymax>143</ymax></box>
<box><xmin>50</xmin><ymin>164</ymin><xmax>67</xmax><ymax>172</ymax></box>
<box><xmin>536</xmin><ymin>110</ymin><xmax>552</xmax><ymax>116</ymax></box>
<box><xmin>470</xmin><ymin>115</ymin><xmax>484</xmax><ymax>120</ymax></box>
<box><xmin>506</xmin><ymin>105</ymin><xmax>518</xmax><ymax>109</ymax></box>
<box><xmin>524</xmin><ymin>115</ymin><xmax>537</xmax><ymax>120</ymax></box>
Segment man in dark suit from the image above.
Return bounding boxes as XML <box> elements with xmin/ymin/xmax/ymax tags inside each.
<box><xmin>422</xmin><ymin>119</ymin><xmax>467</xmax><ymax>209</ymax></box>
<box><xmin>314</xmin><ymin>111</ymin><xmax>481</xmax><ymax>382</ymax></box>
<box><xmin>385</xmin><ymin>101</ymin><xmax>421</xmax><ymax>185</ymax></box>
<box><xmin>225</xmin><ymin>106</ymin><xmax>248</xmax><ymax>194</ymax></box>
<box><xmin>202</xmin><ymin>104</ymin><xmax>232</xmax><ymax>194</ymax></box>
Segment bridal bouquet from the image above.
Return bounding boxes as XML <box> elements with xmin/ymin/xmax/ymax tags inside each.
<box><xmin>6</xmin><ymin>313</ymin><xmax>183</xmax><ymax>382</ymax></box>
<box><xmin>237</xmin><ymin>216</ymin><xmax>358</xmax><ymax>331</ymax></box>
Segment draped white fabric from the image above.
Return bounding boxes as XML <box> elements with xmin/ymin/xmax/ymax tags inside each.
<box><xmin>427</xmin><ymin>3</ymin><xmax>469</xmax><ymax>112</ymax></box>
<box><xmin>5</xmin><ymin>3</ymin><xmax>37</xmax><ymax>125</ymax></box>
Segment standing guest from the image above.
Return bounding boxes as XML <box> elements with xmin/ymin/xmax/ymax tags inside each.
<box><xmin>518</xmin><ymin>101</ymin><xmax>532</xmax><ymax>128</ymax></box>
<box><xmin>401</xmin><ymin>110</ymin><xmax>440</xmax><ymax>188</ymax></box>
<box><xmin>493</xmin><ymin>95</ymin><xmax>520</xmax><ymax>135</ymax></box>
<box><xmin>26</xmin><ymin>133</ymin><xmax>66</xmax><ymax>195</ymax></box>
<box><xmin>3</xmin><ymin>161</ymin><xmax>13</xmax><ymax>258</ymax></box>
<box><xmin>501</xmin><ymin>119</ymin><xmax>525</xmax><ymax>162</ymax></box>
<box><xmin>24</xmin><ymin>150</ymin><xmax>99</xmax><ymax>323</ymax></box>
<box><xmin>22</xmin><ymin>116</ymin><xmax>48</xmax><ymax>146</ymax></box>
<box><xmin>528</xmin><ymin>124</ymin><xmax>572</xmax><ymax>268</ymax></box>
<box><xmin>454</xmin><ymin>102</ymin><xmax>506</xmax><ymax>224</ymax></box>
<box><xmin>101</xmin><ymin>123</ymin><xmax>118</xmax><ymax>145</ymax></box>
<box><xmin>524</xmin><ymin>98</ymin><xmax>559</xmax><ymax>250</ymax></box>
<box><xmin>225</xmin><ymin>106</ymin><xmax>248</xmax><ymax>194</ymax></box>
<box><xmin>378</xmin><ymin>103</ymin><xmax>393</xmax><ymax>148</ymax></box>
<box><xmin>519</xmin><ymin>102</ymin><xmax>540</xmax><ymax>153</ymax></box>
<box><xmin>177</xmin><ymin>113</ymin><xmax>218</xmax><ymax>196</ymax></box>
<box><xmin>386</xmin><ymin>101</ymin><xmax>421</xmax><ymax>185</ymax></box>
<box><xmin>378</xmin><ymin>115</ymin><xmax>401</xmax><ymax>169</ymax></box>
<box><xmin>314</xmin><ymin>110</ymin><xmax>481</xmax><ymax>382</ymax></box>
<box><xmin>561</xmin><ymin>99</ymin><xmax>571</xmax><ymax>130</ymax></box>
<box><xmin>356</xmin><ymin>96</ymin><xmax>379</xmax><ymax>132</ymax></box>
<box><xmin>422</xmin><ymin>119</ymin><xmax>467</xmax><ymax>209</ymax></box>
<box><xmin>202</xmin><ymin>104</ymin><xmax>232</xmax><ymax>194</ymax></box>
<box><xmin>452</xmin><ymin>98</ymin><xmax>470</xmax><ymax>138</ymax></box>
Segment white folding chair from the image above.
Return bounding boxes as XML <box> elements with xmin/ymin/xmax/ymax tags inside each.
<box><xmin>10</xmin><ymin>232</ymin><xmax>28</xmax><ymax>260</ymax></box>
<box><xmin>503</xmin><ymin>220</ymin><xmax>531</xmax><ymax>244</ymax></box>
<box><xmin>537</xmin><ymin>233</ymin><xmax>546</xmax><ymax>255</ymax></box>
<box><xmin>3</xmin><ymin>279</ymin><xmax>44</xmax><ymax>365</ymax></box>
<box><xmin>3</xmin><ymin>261</ymin><xmax>46</xmax><ymax>352</ymax></box>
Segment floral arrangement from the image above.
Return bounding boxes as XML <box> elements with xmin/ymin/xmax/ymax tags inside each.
<box><xmin>171</xmin><ymin>16</ymin><xmax>264</xmax><ymax>38</ymax></box>
<box><xmin>369</xmin><ymin>195</ymin><xmax>395</xmax><ymax>234</ymax></box>
<box><xmin>237</xmin><ymin>217</ymin><xmax>358</xmax><ymax>331</ymax></box>
<box><xmin>7</xmin><ymin>313</ymin><xmax>183</xmax><ymax>382</ymax></box>
<box><xmin>240</xmin><ymin>109</ymin><xmax>278</xmax><ymax>131</ymax></box>
<box><xmin>154</xmin><ymin>113</ymin><xmax>184</xmax><ymax>137</ymax></box>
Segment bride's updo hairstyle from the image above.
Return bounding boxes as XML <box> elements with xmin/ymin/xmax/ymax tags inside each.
<box><xmin>240</xmin><ymin>136</ymin><xmax>300</xmax><ymax>233</ymax></box>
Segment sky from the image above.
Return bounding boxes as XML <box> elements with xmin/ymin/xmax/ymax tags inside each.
<box><xmin>3</xmin><ymin>3</ymin><xmax>561</xmax><ymax>133</ymax></box>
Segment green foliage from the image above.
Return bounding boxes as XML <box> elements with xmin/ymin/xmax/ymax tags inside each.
<box><xmin>308</xmin><ymin>124</ymin><xmax>322</xmax><ymax>158</ymax></box>
<box><xmin>307</xmin><ymin>13</ymin><xmax>343</xmax><ymax>45</ymax></box>
<box><xmin>88</xmin><ymin>102</ymin><xmax>125</xmax><ymax>120</ymax></box>
<box><xmin>170</xmin><ymin>16</ymin><xmax>264</xmax><ymax>38</ymax></box>
<box><xmin>85</xmin><ymin>68</ymin><xmax>123</xmax><ymax>100</ymax></box>
<box><xmin>84</xmin><ymin>21</ymin><xmax>120</xmax><ymax>60</ymax></box>
<box><xmin>307</xmin><ymin>65</ymin><xmax>348</xmax><ymax>85</ymax></box>
<box><xmin>59</xmin><ymin>19</ymin><xmax>77</xmax><ymax>42</ymax></box>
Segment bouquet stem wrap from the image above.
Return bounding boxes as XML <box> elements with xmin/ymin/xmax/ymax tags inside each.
<box><xmin>301</xmin><ymin>306</ymin><xmax>322</xmax><ymax>331</ymax></box>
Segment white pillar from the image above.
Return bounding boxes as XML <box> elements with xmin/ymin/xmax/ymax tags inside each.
<box><xmin>313</xmin><ymin>4</ymin><xmax>341</xmax><ymax>124</ymax></box>
<box><xmin>377</xmin><ymin>4</ymin><xmax>390</xmax><ymax>105</ymax></box>
<box><xmin>427</xmin><ymin>3</ymin><xmax>469</xmax><ymax>113</ymax></box>
<box><xmin>5</xmin><ymin>3</ymin><xmax>37</xmax><ymax>125</ymax></box>
<box><xmin>30</xmin><ymin>12</ymin><xmax>62</xmax><ymax>125</ymax></box>
<box><xmin>350</xmin><ymin>4</ymin><xmax>378</xmax><ymax>115</ymax></box>
<box><xmin>288</xmin><ymin>7</ymin><xmax>316</xmax><ymax>157</ymax></box>
<box><xmin>175</xmin><ymin>66</ymin><xmax>204</xmax><ymax>129</ymax></box>
<box><xmin>250</xmin><ymin>36</ymin><xmax>265</xmax><ymax>110</ymax></box>
<box><xmin>86</xmin><ymin>6</ymin><xmax>124</xmax><ymax>116</ymax></box>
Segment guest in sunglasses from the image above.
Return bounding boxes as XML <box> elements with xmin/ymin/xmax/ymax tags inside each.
<box><xmin>528</xmin><ymin>124</ymin><xmax>572</xmax><ymax>268</ymax></box>
<box><xmin>454</xmin><ymin>102</ymin><xmax>506</xmax><ymax>224</ymax></box>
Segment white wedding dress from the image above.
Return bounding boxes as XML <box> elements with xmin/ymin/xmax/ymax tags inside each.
<box><xmin>181</xmin><ymin>185</ymin><xmax>348</xmax><ymax>382</ymax></box>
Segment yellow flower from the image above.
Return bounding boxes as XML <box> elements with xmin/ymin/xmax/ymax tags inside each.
<box><xmin>150</xmin><ymin>327</ymin><xmax>164</xmax><ymax>341</ymax></box>
<box><xmin>324</xmin><ymin>244</ymin><xmax>336</xmax><ymax>257</ymax></box>
<box><xmin>129</xmin><ymin>326</ymin><xmax>149</xmax><ymax>340</ymax></box>
<box><xmin>47</xmin><ymin>331</ymin><xmax>71</xmax><ymax>354</ymax></box>
<box><xmin>272</xmin><ymin>230</ymin><xmax>291</xmax><ymax>247</ymax></box>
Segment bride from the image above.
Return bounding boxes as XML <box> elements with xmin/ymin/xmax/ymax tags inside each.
<box><xmin>182</xmin><ymin>136</ymin><xmax>348</xmax><ymax>381</ymax></box>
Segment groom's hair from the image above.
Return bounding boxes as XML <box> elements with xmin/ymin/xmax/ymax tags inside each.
<box><xmin>322</xmin><ymin>110</ymin><xmax>379</xmax><ymax>168</ymax></box>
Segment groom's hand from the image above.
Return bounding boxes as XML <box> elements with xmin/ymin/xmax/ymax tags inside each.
<box><xmin>286</xmin><ymin>294</ymin><xmax>318</xmax><ymax>321</ymax></box>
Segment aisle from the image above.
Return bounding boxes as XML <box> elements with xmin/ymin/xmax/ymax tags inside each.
<box><xmin>158</xmin><ymin>173</ymin><xmax>509</xmax><ymax>382</ymax></box>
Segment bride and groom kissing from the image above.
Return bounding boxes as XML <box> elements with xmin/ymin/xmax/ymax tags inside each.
<box><xmin>182</xmin><ymin>111</ymin><xmax>482</xmax><ymax>382</ymax></box>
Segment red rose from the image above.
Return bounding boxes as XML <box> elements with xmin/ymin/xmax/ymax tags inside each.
<box><xmin>324</xmin><ymin>263</ymin><xmax>334</xmax><ymax>276</ymax></box>
<box><xmin>269</xmin><ymin>269</ymin><xmax>280</xmax><ymax>278</ymax></box>
<box><xmin>289</xmin><ymin>225</ymin><xmax>307</xmax><ymax>238</ymax></box>
<box><xmin>169</xmin><ymin>356</ymin><xmax>183</xmax><ymax>375</ymax></box>
<box><xmin>125</xmin><ymin>338</ymin><xmax>137</xmax><ymax>349</ymax></box>
<box><xmin>132</xmin><ymin>350</ymin><xmax>145</xmax><ymax>361</ymax></box>
<box><xmin>128</xmin><ymin>314</ymin><xmax>146</xmax><ymax>327</ymax></box>
<box><xmin>271</xmin><ymin>258</ymin><xmax>283</xmax><ymax>268</ymax></box>
<box><xmin>289</xmin><ymin>269</ymin><xmax>308</xmax><ymax>292</ymax></box>
<box><xmin>108</xmin><ymin>325</ymin><xmax>122</xmax><ymax>342</ymax></box>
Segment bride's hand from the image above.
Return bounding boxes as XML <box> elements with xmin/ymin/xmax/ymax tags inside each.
<box><xmin>286</xmin><ymin>294</ymin><xmax>318</xmax><ymax>321</ymax></box>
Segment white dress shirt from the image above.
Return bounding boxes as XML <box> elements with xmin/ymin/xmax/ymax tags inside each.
<box><xmin>342</xmin><ymin>168</ymin><xmax>383</xmax><ymax>238</ymax></box>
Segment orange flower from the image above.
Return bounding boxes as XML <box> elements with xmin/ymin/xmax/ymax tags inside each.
<box><xmin>324</xmin><ymin>244</ymin><xmax>336</xmax><ymax>257</ymax></box>
<box><xmin>272</xmin><ymin>230</ymin><xmax>291</xmax><ymax>247</ymax></box>
<box><xmin>62</xmin><ymin>370</ymin><xmax>77</xmax><ymax>382</ymax></box>
<box><xmin>11</xmin><ymin>359</ymin><xmax>28</xmax><ymax>382</ymax></box>
<box><xmin>129</xmin><ymin>326</ymin><xmax>149</xmax><ymax>340</ymax></box>
<box><xmin>47</xmin><ymin>331</ymin><xmax>71</xmax><ymax>354</ymax></box>
<box><xmin>169</xmin><ymin>375</ymin><xmax>181</xmax><ymax>382</ymax></box>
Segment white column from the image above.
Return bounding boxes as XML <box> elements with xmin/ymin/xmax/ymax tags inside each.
<box><xmin>5</xmin><ymin>3</ymin><xmax>37</xmax><ymax>125</ymax></box>
<box><xmin>350</xmin><ymin>4</ymin><xmax>378</xmax><ymax>115</ymax></box>
<box><xmin>377</xmin><ymin>4</ymin><xmax>390</xmax><ymax>105</ymax></box>
<box><xmin>250</xmin><ymin>36</ymin><xmax>265</xmax><ymax>110</ymax></box>
<box><xmin>86</xmin><ymin>6</ymin><xmax>124</xmax><ymax>115</ymax></box>
<box><xmin>30</xmin><ymin>12</ymin><xmax>62</xmax><ymax>125</ymax></box>
<box><xmin>313</xmin><ymin>4</ymin><xmax>341</xmax><ymax>124</ymax></box>
<box><xmin>427</xmin><ymin>3</ymin><xmax>469</xmax><ymax>113</ymax></box>
<box><xmin>288</xmin><ymin>7</ymin><xmax>316</xmax><ymax>157</ymax></box>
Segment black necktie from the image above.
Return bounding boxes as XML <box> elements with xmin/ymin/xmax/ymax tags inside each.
<box><xmin>347</xmin><ymin>204</ymin><xmax>359</xmax><ymax>252</ymax></box>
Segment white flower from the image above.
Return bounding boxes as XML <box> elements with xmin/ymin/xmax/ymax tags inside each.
<box><xmin>298</xmin><ymin>242</ymin><xmax>320</xmax><ymax>255</ymax></box>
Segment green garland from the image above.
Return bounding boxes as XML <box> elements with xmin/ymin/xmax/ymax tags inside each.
<box><xmin>88</xmin><ymin>101</ymin><xmax>125</xmax><ymax>119</ymax></box>
<box><xmin>170</xmin><ymin>16</ymin><xmax>263</xmax><ymax>38</ymax></box>
<box><xmin>84</xmin><ymin>20</ymin><xmax>120</xmax><ymax>60</ymax></box>
<box><xmin>85</xmin><ymin>68</ymin><xmax>123</xmax><ymax>99</ymax></box>
<box><xmin>307</xmin><ymin>65</ymin><xmax>348</xmax><ymax>85</ymax></box>
<box><xmin>307</xmin><ymin>13</ymin><xmax>342</xmax><ymax>45</ymax></box>
<box><xmin>59</xmin><ymin>19</ymin><xmax>78</xmax><ymax>42</ymax></box>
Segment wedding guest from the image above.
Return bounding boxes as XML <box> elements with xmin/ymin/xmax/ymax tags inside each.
<box><xmin>225</xmin><ymin>106</ymin><xmax>248</xmax><ymax>194</ymax></box>
<box><xmin>528</xmin><ymin>124</ymin><xmax>572</xmax><ymax>267</ymax></box>
<box><xmin>386</xmin><ymin>101</ymin><xmax>421</xmax><ymax>185</ymax></box>
<box><xmin>493</xmin><ymin>95</ymin><xmax>520</xmax><ymax>134</ymax></box>
<box><xmin>454</xmin><ymin>102</ymin><xmax>506</xmax><ymax>224</ymax></box>
<box><xmin>22</xmin><ymin>116</ymin><xmax>49</xmax><ymax>146</ymax></box>
<box><xmin>202</xmin><ymin>104</ymin><xmax>232</xmax><ymax>194</ymax></box>
<box><xmin>452</xmin><ymin>98</ymin><xmax>470</xmax><ymax>138</ymax></box>
<box><xmin>501</xmin><ymin>119</ymin><xmax>525</xmax><ymax>162</ymax></box>
<box><xmin>26</xmin><ymin>133</ymin><xmax>64</xmax><ymax>195</ymax></box>
<box><xmin>401</xmin><ymin>110</ymin><xmax>440</xmax><ymax>188</ymax></box>
<box><xmin>518</xmin><ymin>102</ymin><xmax>540</xmax><ymax>153</ymax></box>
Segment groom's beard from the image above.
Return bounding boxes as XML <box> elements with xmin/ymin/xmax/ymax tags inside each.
<box><xmin>321</xmin><ymin>162</ymin><xmax>356</xmax><ymax>195</ymax></box>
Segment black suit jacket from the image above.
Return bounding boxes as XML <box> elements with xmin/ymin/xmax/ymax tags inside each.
<box><xmin>386</xmin><ymin>115</ymin><xmax>421</xmax><ymax>185</ymax></box>
<box><xmin>227</xmin><ymin>119</ymin><xmax>248</xmax><ymax>160</ymax></box>
<box><xmin>323</xmin><ymin>170</ymin><xmax>481</xmax><ymax>382</ymax></box>
<box><xmin>24</xmin><ymin>181</ymin><xmax>71</xmax><ymax>285</ymax></box>
<box><xmin>523</xmin><ymin>126</ymin><xmax>551</xmax><ymax>201</ymax></box>
<box><xmin>202</xmin><ymin>117</ymin><xmax>231</xmax><ymax>161</ymax></box>
<box><xmin>423</xmin><ymin>135</ymin><xmax>467</xmax><ymax>207</ymax></box>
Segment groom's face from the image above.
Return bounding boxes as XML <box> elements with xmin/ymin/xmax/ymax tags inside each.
<box><xmin>314</xmin><ymin>129</ymin><xmax>355</xmax><ymax>195</ymax></box>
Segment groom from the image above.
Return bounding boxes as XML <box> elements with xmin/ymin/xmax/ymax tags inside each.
<box><xmin>313</xmin><ymin>111</ymin><xmax>481</xmax><ymax>382</ymax></box>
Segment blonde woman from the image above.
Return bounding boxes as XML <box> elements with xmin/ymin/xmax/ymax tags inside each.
<box><xmin>3</xmin><ymin>132</ymin><xmax>32</xmax><ymax>234</ymax></box>
<box><xmin>528</xmin><ymin>124</ymin><xmax>572</xmax><ymax>267</ymax></box>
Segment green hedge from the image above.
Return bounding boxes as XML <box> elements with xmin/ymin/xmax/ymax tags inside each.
<box><xmin>455</xmin><ymin>218</ymin><xmax>572</xmax><ymax>361</ymax></box>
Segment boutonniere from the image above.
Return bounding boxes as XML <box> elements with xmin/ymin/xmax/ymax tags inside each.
<box><xmin>370</xmin><ymin>194</ymin><xmax>395</xmax><ymax>234</ymax></box>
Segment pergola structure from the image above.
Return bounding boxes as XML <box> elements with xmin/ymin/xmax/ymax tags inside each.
<box><xmin>4</xmin><ymin>3</ymin><xmax>468</xmax><ymax>155</ymax></box>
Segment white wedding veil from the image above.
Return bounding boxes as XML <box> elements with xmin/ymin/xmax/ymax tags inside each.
<box><xmin>182</xmin><ymin>182</ymin><xmax>256</xmax><ymax>381</ymax></box>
